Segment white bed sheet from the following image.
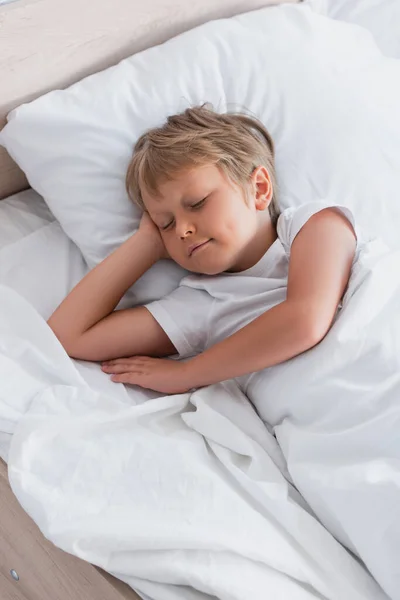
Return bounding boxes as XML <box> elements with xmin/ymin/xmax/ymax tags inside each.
<box><xmin>0</xmin><ymin>191</ymin><xmax>167</xmax><ymax>600</ymax></box>
<box><xmin>0</xmin><ymin>191</ymin><xmax>387</xmax><ymax>600</ymax></box>
<box><xmin>0</xmin><ymin>190</ymin><xmax>162</xmax><ymax>462</ymax></box>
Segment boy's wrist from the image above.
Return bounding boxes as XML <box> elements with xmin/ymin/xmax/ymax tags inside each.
<box><xmin>134</xmin><ymin>229</ymin><xmax>165</xmax><ymax>264</ymax></box>
<box><xmin>181</xmin><ymin>356</ymin><xmax>208</xmax><ymax>390</ymax></box>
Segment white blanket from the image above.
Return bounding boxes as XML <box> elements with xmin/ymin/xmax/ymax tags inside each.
<box><xmin>0</xmin><ymin>285</ymin><xmax>385</xmax><ymax>600</ymax></box>
<box><xmin>248</xmin><ymin>237</ymin><xmax>400</xmax><ymax>600</ymax></box>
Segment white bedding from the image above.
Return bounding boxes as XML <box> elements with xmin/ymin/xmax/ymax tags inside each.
<box><xmin>316</xmin><ymin>0</ymin><xmax>400</xmax><ymax>59</ymax></box>
<box><xmin>0</xmin><ymin>192</ymin><xmax>387</xmax><ymax>600</ymax></box>
<box><xmin>0</xmin><ymin>190</ymin><xmax>162</xmax><ymax>462</ymax></box>
<box><xmin>0</xmin><ymin>288</ymin><xmax>385</xmax><ymax>600</ymax></box>
<box><xmin>2</xmin><ymin>3</ymin><xmax>400</xmax><ymax>599</ymax></box>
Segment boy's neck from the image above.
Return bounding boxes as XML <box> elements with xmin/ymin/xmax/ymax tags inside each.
<box><xmin>227</xmin><ymin>215</ymin><xmax>277</xmax><ymax>273</ymax></box>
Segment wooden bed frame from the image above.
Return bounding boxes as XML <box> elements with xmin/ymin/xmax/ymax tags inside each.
<box><xmin>0</xmin><ymin>0</ymin><xmax>297</xmax><ymax>598</ymax></box>
<box><xmin>0</xmin><ymin>458</ymin><xmax>141</xmax><ymax>600</ymax></box>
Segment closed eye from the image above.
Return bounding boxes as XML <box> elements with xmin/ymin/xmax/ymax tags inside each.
<box><xmin>191</xmin><ymin>197</ymin><xmax>207</xmax><ymax>210</ymax></box>
<box><xmin>161</xmin><ymin>219</ymin><xmax>174</xmax><ymax>231</ymax></box>
<box><xmin>160</xmin><ymin>197</ymin><xmax>207</xmax><ymax>230</ymax></box>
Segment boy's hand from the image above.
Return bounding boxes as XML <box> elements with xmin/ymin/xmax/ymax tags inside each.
<box><xmin>138</xmin><ymin>212</ymin><xmax>169</xmax><ymax>260</ymax></box>
<box><xmin>101</xmin><ymin>356</ymin><xmax>194</xmax><ymax>394</ymax></box>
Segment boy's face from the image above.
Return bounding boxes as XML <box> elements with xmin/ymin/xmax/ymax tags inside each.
<box><xmin>142</xmin><ymin>164</ymin><xmax>272</xmax><ymax>275</ymax></box>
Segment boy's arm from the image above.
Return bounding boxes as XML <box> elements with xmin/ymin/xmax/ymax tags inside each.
<box><xmin>47</xmin><ymin>216</ymin><xmax>176</xmax><ymax>362</ymax></box>
<box><xmin>185</xmin><ymin>208</ymin><xmax>356</xmax><ymax>387</ymax></box>
<box><xmin>103</xmin><ymin>209</ymin><xmax>356</xmax><ymax>392</ymax></box>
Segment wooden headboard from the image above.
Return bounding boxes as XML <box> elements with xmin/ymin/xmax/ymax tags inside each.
<box><xmin>0</xmin><ymin>0</ymin><xmax>298</xmax><ymax>200</ymax></box>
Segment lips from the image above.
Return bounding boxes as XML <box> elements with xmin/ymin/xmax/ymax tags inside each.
<box><xmin>188</xmin><ymin>239</ymin><xmax>211</xmax><ymax>257</ymax></box>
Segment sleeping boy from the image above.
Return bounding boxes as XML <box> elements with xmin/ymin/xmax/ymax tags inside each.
<box><xmin>48</xmin><ymin>104</ymin><xmax>357</xmax><ymax>397</ymax></box>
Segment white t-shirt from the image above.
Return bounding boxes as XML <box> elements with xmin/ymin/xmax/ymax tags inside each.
<box><xmin>146</xmin><ymin>201</ymin><xmax>358</xmax><ymax>390</ymax></box>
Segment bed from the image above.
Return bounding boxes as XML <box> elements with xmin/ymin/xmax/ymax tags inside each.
<box><xmin>1</xmin><ymin>1</ymin><xmax>400</xmax><ymax>599</ymax></box>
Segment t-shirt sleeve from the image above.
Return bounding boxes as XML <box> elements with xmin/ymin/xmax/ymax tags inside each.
<box><xmin>145</xmin><ymin>284</ymin><xmax>214</xmax><ymax>359</ymax></box>
<box><xmin>277</xmin><ymin>201</ymin><xmax>357</xmax><ymax>255</ymax></box>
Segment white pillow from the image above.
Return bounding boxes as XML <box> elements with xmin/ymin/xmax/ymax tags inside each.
<box><xmin>308</xmin><ymin>0</ymin><xmax>400</xmax><ymax>59</ymax></box>
<box><xmin>1</xmin><ymin>3</ymin><xmax>400</xmax><ymax>306</ymax></box>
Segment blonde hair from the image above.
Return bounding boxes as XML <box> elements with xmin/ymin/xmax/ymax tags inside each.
<box><xmin>126</xmin><ymin>104</ymin><xmax>279</xmax><ymax>224</ymax></box>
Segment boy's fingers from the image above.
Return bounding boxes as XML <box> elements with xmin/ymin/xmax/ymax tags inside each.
<box><xmin>102</xmin><ymin>356</ymin><xmax>148</xmax><ymax>367</ymax></box>
<box><xmin>104</xmin><ymin>364</ymin><xmax>145</xmax><ymax>374</ymax></box>
<box><xmin>103</xmin><ymin>364</ymin><xmax>127</xmax><ymax>373</ymax></box>
<box><xmin>102</xmin><ymin>359</ymin><xmax>130</xmax><ymax>366</ymax></box>
<box><xmin>111</xmin><ymin>373</ymin><xmax>138</xmax><ymax>383</ymax></box>
<box><xmin>102</xmin><ymin>360</ymin><xmax>141</xmax><ymax>370</ymax></box>
<box><xmin>111</xmin><ymin>374</ymin><xmax>125</xmax><ymax>382</ymax></box>
<box><xmin>111</xmin><ymin>373</ymin><xmax>151</xmax><ymax>388</ymax></box>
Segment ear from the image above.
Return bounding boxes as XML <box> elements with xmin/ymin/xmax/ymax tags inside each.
<box><xmin>251</xmin><ymin>165</ymin><xmax>273</xmax><ymax>210</ymax></box>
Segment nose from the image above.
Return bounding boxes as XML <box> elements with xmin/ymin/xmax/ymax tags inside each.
<box><xmin>176</xmin><ymin>219</ymin><xmax>195</xmax><ymax>240</ymax></box>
